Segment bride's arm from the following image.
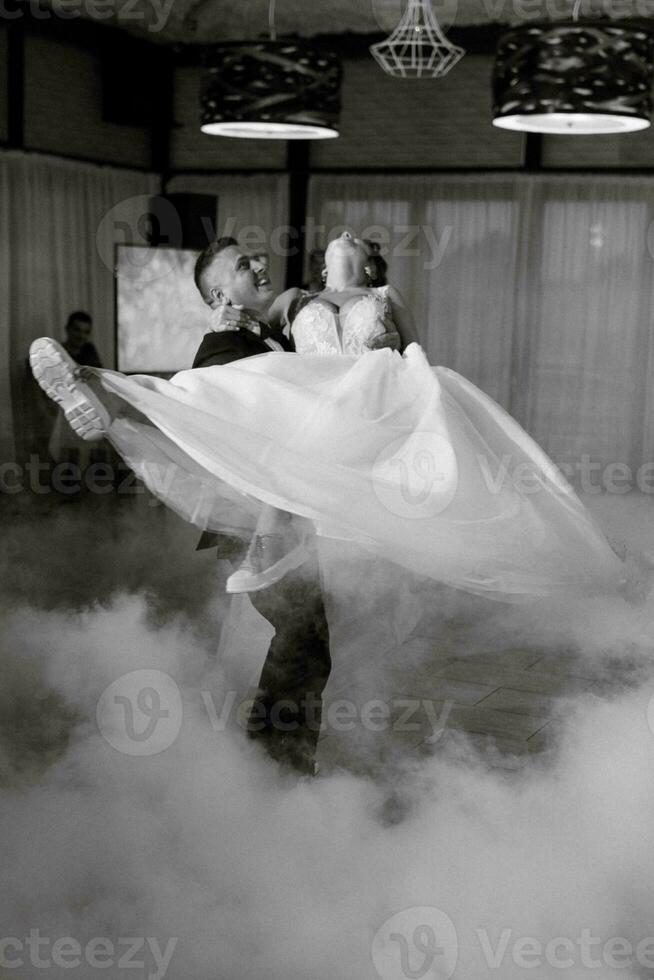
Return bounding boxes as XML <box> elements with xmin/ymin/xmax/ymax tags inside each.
<box><xmin>268</xmin><ymin>288</ymin><xmax>303</xmax><ymax>333</ymax></box>
<box><xmin>387</xmin><ymin>286</ymin><xmax>420</xmax><ymax>351</ymax></box>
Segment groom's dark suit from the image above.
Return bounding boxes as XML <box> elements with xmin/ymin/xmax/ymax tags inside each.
<box><xmin>192</xmin><ymin>326</ymin><xmax>292</xmax><ymax>368</ymax></box>
<box><xmin>192</xmin><ymin>325</ymin><xmax>331</xmax><ymax>776</ymax></box>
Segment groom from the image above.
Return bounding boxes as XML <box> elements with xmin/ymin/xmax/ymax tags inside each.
<box><xmin>192</xmin><ymin>237</ymin><xmax>331</xmax><ymax>777</ymax></box>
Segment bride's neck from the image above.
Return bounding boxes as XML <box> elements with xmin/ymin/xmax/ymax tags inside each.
<box><xmin>324</xmin><ymin>255</ymin><xmax>368</xmax><ymax>291</ymax></box>
<box><xmin>324</xmin><ymin>271</ymin><xmax>365</xmax><ymax>291</ymax></box>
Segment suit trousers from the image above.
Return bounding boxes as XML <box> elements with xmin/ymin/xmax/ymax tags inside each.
<box><xmin>246</xmin><ymin>557</ymin><xmax>331</xmax><ymax>774</ymax></box>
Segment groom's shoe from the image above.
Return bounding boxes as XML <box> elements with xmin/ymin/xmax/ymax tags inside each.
<box><xmin>29</xmin><ymin>338</ymin><xmax>111</xmax><ymax>442</ymax></box>
<box><xmin>226</xmin><ymin>532</ymin><xmax>312</xmax><ymax>594</ymax></box>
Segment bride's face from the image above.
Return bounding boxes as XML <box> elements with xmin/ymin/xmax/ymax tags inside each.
<box><xmin>325</xmin><ymin>232</ymin><xmax>369</xmax><ymax>285</ymax></box>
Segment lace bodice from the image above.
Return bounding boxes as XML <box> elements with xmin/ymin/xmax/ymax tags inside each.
<box><xmin>292</xmin><ymin>286</ymin><xmax>398</xmax><ymax>356</ymax></box>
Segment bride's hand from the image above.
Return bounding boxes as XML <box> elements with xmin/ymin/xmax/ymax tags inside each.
<box><xmin>209</xmin><ymin>300</ymin><xmax>259</xmax><ymax>334</ymax></box>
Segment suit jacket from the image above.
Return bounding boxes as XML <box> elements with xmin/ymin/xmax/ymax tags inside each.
<box><xmin>193</xmin><ymin>325</ymin><xmax>294</xmax><ymax>554</ymax></box>
<box><xmin>192</xmin><ymin>326</ymin><xmax>293</xmax><ymax>369</ymax></box>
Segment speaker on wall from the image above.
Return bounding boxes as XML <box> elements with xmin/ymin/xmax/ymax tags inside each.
<box><xmin>146</xmin><ymin>194</ymin><xmax>219</xmax><ymax>251</ymax></box>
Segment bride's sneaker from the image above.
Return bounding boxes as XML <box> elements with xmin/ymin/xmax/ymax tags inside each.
<box><xmin>29</xmin><ymin>338</ymin><xmax>111</xmax><ymax>442</ymax></box>
<box><xmin>226</xmin><ymin>532</ymin><xmax>312</xmax><ymax>594</ymax></box>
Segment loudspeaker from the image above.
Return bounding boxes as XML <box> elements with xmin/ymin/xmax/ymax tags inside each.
<box><xmin>146</xmin><ymin>194</ymin><xmax>219</xmax><ymax>251</ymax></box>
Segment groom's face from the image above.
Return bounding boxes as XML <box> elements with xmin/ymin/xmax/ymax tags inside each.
<box><xmin>210</xmin><ymin>246</ymin><xmax>275</xmax><ymax>313</ymax></box>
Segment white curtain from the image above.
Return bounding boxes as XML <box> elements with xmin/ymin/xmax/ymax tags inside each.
<box><xmin>166</xmin><ymin>174</ymin><xmax>290</xmax><ymax>299</ymax></box>
<box><xmin>308</xmin><ymin>173</ymin><xmax>654</xmax><ymax>477</ymax></box>
<box><xmin>0</xmin><ymin>150</ymin><xmax>159</xmax><ymax>461</ymax></box>
<box><xmin>513</xmin><ymin>178</ymin><xmax>654</xmax><ymax>477</ymax></box>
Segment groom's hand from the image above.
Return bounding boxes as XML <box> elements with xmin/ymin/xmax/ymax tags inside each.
<box><xmin>209</xmin><ymin>299</ymin><xmax>261</xmax><ymax>334</ymax></box>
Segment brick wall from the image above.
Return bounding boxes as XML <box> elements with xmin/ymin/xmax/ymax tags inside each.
<box><xmin>23</xmin><ymin>33</ymin><xmax>151</xmax><ymax>168</ymax></box>
<box><xmin>170</xmin><ymin>66</ymin><xmax>288</xmax><ymax>172</ymax></box>
<box><xmin>312</xmin><ymin>55</ymin><xmax>525</xmax><ymax>169</ymax></box>
<box><xmin>171</xmin><ymin>52</ymin><xmax>654</xmax><ymax>174</ymax></box>
<box><xmin>543</xmin><ymin>129</ymin><xmax>654</xmax><ymax>168</ymax></box>
<box><xmin>171</xmin><ymin>55</ymin><xmax>525</xmax><ymax>172</ymax></box>
<box><xmin>6</xmin><ymin>32</ymin><xmax>654</xmax><ymax>174</ymax></box>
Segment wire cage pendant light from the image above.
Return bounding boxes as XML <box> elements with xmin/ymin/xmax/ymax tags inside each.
<box><xmin>370</xmin><ymin>0</ymin><xmax>465</xmax><ymax>79</ymax></box>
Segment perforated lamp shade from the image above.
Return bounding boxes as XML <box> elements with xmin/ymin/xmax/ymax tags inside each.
<box><xmin>493</xmin><ymin>22</ymin><xmax>654</xmax><ymax>134</ymax></box>
<box><xmin>201</xmin><ymin>41</ymin><xmax>342</xmax><ymax>139</ymax></box>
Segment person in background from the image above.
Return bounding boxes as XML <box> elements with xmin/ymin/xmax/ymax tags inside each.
<box><xmin>62</xmin><ymin>311</ymin><xmax>103</xmax><ymax>368</ymax></box>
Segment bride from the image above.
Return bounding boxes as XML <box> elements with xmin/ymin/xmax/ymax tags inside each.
<box><xmin>30</xmin><ymin>232</ymin><xmax>626</xmax><ymax>600</ymax></box>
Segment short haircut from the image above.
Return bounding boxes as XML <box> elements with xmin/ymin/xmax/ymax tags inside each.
<box><xmin>66</xmin><ymin>311</ymin><xmax>92</xmax><ymax>328</ymax></box>
<box><xmin>194</xmin><ymin>237</ymin><xmax>238</xmax><ymax>302</ymax></box>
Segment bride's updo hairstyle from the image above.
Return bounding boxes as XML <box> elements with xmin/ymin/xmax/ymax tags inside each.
<box><xmin>363</xmin><ymin>240</ymin><xmax>388</xmax><ymax>287</ymax></box>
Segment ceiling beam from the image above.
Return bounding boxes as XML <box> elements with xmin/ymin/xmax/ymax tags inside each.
<box><xmin>172</xmin><ymin>18</ymin><xmax>654</xmax><ymax>63</ymax></box>
<box><xmin>173</xmin><ymin>25</ymin><xmax>509</xmax><ymax>63</ymax></box>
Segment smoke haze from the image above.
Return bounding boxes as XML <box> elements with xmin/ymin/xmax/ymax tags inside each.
<box><xmin>1</xmin><ymin>489</ymin><xmax>654</xmax><ymax>980</ymax></box>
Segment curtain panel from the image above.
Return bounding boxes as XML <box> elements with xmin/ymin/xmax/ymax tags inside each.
<box><xmin>308</xmin><ymin>173</ymin><xmax>654</xmax><ymax>480</ymax></box>
<box><xmin>0</xmin><ymin>150</ymin><xmax>159</xmax><ymax>462</ymax></box>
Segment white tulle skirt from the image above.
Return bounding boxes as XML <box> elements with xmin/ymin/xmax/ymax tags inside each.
<box><xmin>99</xmin><ymin>344</ymin><xmax>624</xmax><ymax>600</ymax></box>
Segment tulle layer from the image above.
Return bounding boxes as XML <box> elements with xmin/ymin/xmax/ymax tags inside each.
<box><xmin>101</xmin><ymin>344</ymin><xmax>624</xmax><ymax>599</ymax></box>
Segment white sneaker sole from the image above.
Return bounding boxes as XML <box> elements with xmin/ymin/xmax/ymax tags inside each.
<box><xmin>226</xmin><ymin>542</ymin><xmax>312</xmax><ymax>594</ymax></box>
<box><xmin>29</xmin><ymin>338</ymin><xmax>110</xmax><ymax>442</ymax></box>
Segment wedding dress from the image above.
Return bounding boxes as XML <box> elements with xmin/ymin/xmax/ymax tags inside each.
<box><xmin>99</xmin><ymin>288</ymin><xmax>624</xmax><ymax>599</ymax></box>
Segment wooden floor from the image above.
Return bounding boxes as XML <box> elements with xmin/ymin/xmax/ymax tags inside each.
<box><xmin>5</xmin><ymin>490</ymin><xmax>641</xmax><ymax>780</ymax></box>
<box><xmin>318</xmin><ymin>636</ymin><xmax>638</xmax><ymax>776</ymax></box>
